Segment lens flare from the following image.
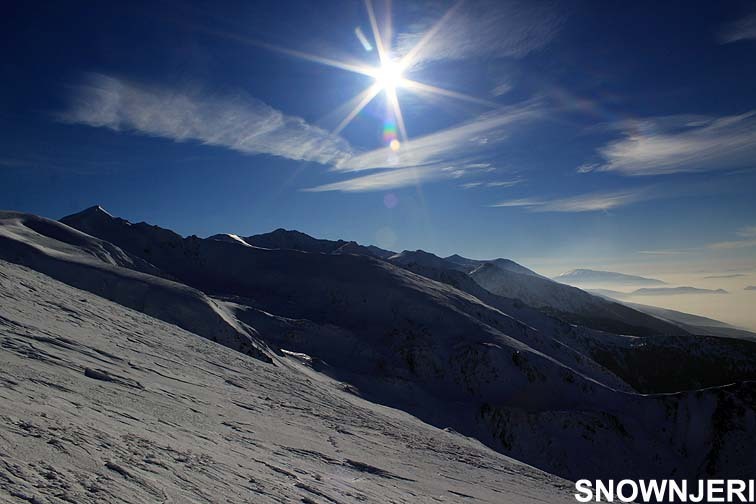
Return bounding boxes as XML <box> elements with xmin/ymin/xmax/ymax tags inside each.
<box><xmin>382</xmin><ymin>118</ymin><xmax>398</xmax><ymax>145</ymax></box>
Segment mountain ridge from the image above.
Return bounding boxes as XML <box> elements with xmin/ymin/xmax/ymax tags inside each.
<box><xmin>554</xmin><ymin>268</ymin><xmax>666</xmax><ymax>286</ymax></box>
<box><xmin>20</xmin><ymin>205</ymin><xmax>751</xmax><ymax>481</ymax></box>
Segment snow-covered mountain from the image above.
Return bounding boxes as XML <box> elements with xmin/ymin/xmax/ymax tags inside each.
<box><xmin>0</xmin><ymin>259</ymin><xmax>576</xmax><ymax>503</ymax></box>
<box><xmin>207</xmin><ymin>232</ymin><xmax>254</xmax><ymax>247</ymax></box>
<box><xmin>445</xmin><ymin>253</ymin><xmax>543</xmax><ymax>277</ymax></box>
<box><xmin>2</xmin><ymin>206</ymin><xmax>755</xmax><ymax>486</ymax></box>
<box><xmin>0</xmin><ymin>211</ymin><xmax>269</xmax><ymax>362</ymax></box>
<box><xmin>242</xmin><ymin>227</ymin><xmax>394</xmax><ymax>258</ymax></box>
<box><xmin>468</xmin><ymin>261</ymin><xmax>682</xmax><ymax>336</ymax></box>
<box><xmin>553</xmin><ymin>268</ymin><xmax>666</xmax><ymax>286</ymax></box>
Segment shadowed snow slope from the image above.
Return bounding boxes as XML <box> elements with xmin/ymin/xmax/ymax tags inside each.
<box><xmin>445</xmin><ymin>253</ymin><xmax>544</xmax><ymax>278</ymax></box>
<box><xmin>0</xmin><ymin>260</ymin><xmax>576</xmax><ymax>503</ymax></box>
<box><xmin>52</xmin><ymin>206</ymin><xmax>756</xmax><ymax>480</ymax></box>
<box><xmin>388</xmin><ymin>249</ymin><xmax>756</xmax><ymax>392</ymax></box>
<box><xmin>242</xmin><ymin>227</ymin><xmax>394</xmax><ymax>258</ymax></box>
<box><xmin>469</xmin><ymin>262</ymin><xmax>684</xmax><ymax>336</ymax></box>
<box><xmin>553</xmin><ymin>268</ymin><xmax>666</xmax><ymax>286</ymax></box>
<box><xmin>0</xmin><ymin>211</ymin><xmax>269</xmax><ymax>361</ymax></box>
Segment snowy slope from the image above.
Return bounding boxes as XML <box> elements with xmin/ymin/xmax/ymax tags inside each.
<box><xmin>0</xmin><ymin>259</ymin><xmax>576</xmax><ymax>503</ymax></box>
<box><xmin>208</xmin><ymin>233</ymin><xmax>254</xmax><ymax>247</ymax></box>
<box><xmin>0</xmin><ymin>211</ymin><xmax>269</xmax><ymax>362</ymax></box>
<box><xmin>445</xmin><ymin>253</ymin><xmax>543</xmax><ymax>277</ymax></box>
<box><xmin>390</xmin><ymin>249</ymin><xmax>683</xmax><ymax>337</ymax></box>
<box><xmin>469</xmin><ymin>262</ymin><xmax>684</xmax><ymax>336</ymax></box>
<box><xmin>388</xmin><ymin>249</ymin><xmax>756</xmax><ymax>392</ymax></box>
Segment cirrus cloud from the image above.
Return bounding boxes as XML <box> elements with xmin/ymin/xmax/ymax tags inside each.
<box><xmin>491</xmin><ymin>188</ymin><xmax>652</xmax><ymax>212</ymax></box>
<box><xmin>60</xmin><ymin>73</ymin><xmax>354</xmax><ymax>166</ymax></box>
<box><xmin>587</xmin><ymin>111</ymin><xmax>756</xmax><ymax>176</ymax></box>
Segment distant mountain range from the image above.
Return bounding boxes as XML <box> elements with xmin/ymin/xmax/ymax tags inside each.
<box><xmin>1</xmin><ymin>204</ymin><xmax>755</xmax><ymax>483</ymax></box>
<box><xmin>553</xmin><ymin>268</ymin><xmax>666</xmax><ymax>286</ymax></box>
<box><xmin>633</xmin><ymin>286</ymin><xmax>728</xmax><ymax>295</ymax></box>
<box><xmin>591</xmin><ymin>286</ymin><xmax>730</xmax><ymax>298</ymax></box>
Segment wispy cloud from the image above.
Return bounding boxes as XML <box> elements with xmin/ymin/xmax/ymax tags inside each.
<box><xmin>302</xmin><ymin>166</ymin><xmax>446</xmax><ymax>193</ymax></box>
<box><xmin>637</xmin><ymin>248</ymin><xmax>693</xmax><ymax>256</ymax></box>
<box><xmin>395</xmin><ymin>0</ymin><xmax>563</xmax><ymax>67</ymax></box>
<box><xmin>491</xmin><ymin>188</ymin><xmax>651</xmax><ymax>212</ymax></box>
<box><xmin>708</xmin><ymin>225</ymin><xmax>756</xmax><ymax>250</ymax></box>
<box><xmin>588</xmin><ymin>111</ymin><xmax>756</xmax><ymax>176</ymax></box>
<box><xmin>718</xmin><ymin>12</ymin><xmax>756</xmax><ymax>43</ymax></box>
<box><xmin>334</xmin><ymin>101</ymin><xmax>542</xmax><ymax>172</ymax></box>
<box><xmin>461</xmin><ymin>182</ymin><xmax>483</xmax><ymax>189</ymax></box>
<box><xmin>303</xmin><ymin>163</ymin><xmax>520</xmax><ymax>192</ymax></box>
<box><xmin>491</xmin><ymin>81</ymin><xmax>513</xmax><ymax>97</ymax></box>
<box><xmin>461</xmin><ymin>179</ymin><xmax>521</xmax><ymax>189</ymax></box>
<box><xmin>304</xmin><ymin>103</ymin><xmax>539</xmax><ymax>192</ymax></box>
<box><xmin>60</xmin><ymin>74</ymin><xmax>353</xmax><ymax>166</ymax></box>
<box><xmin>62</xmin><ymin>75</ymin><xmax>543</xmax><ymax>195</ymax></box>
<box><xmin>486</xmin><ymin>179</ymin><xmax>521</xmax><ymax>187</ymax></box>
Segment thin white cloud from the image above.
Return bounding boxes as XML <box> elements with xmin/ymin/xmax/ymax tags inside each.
<box><xmin>486</xmin><ymin>179</ymin><xmax>521</xmax><ymax>187</ymax></box>
<box><xmin>708</xmin><ymin>225</ymin><xmax>756</xmax><ymax>250</ymax></box>
<box><xmin>576</xmin><ymin>163</ymin><xmax>600</xmax><ymax>174</ymax></box>
<box><xmin>737</xmin><ymin>226</ymin><xmax>756</xmax><ymax>238</ymax></box>
<box><xmin>491</xmin><ymin>189</ymin><xmax>650</xmax><ymax>212</ymax></box>
<box><xmin>333</xmin><ymin>101</ymin><xmax>542</xmax><ymax>173</ymax></box>
<box><xmin>637</xmin><ymin>249</ymin><xmax>693</xmax><ymax>256</ymax></box>
<box><xmin>461</xmin><ymin>182</ymin><xmax>483</xmax><ymax>189</ymax></box>
<box><xmin>490</xmin><ymin>197</ymin><xmax>543</xmax><ymax>208</ymax></box>
<box><xmin>589</xmin><ymin>111</ymin><xmax>756</xmax><ymax>176</ymax></box>
<box><xmin>491</xmin><ymin>82</ymin><xmax>513</xmax><ymax>97</ymax></box>
<box><xmin>61</xmin><ymin>75</ymin><xmax>542</xmax><ymax>195</ymax></box>
<box><xmin>395</xmin><ymin>0</ymin><xmax>563</xmax><ymax>66</ymax></box>
<box><xmin>718</xmin><ymin>12</ymin><xmax>756</xmax><ymax>43</ymax></box>
<box><xmin>60</xmin><ymin>74</ymin><xmax>353</xmax><ymax>166</ymax></box>
<box><xmin>302</xmin><ymin>166</ymin><xmax>447</xmax><ymax>193</ymax></box>
<box><xmin>461</xmin><ymin>179</ymin><xmax>522</xmax><ymax>189</ymax></box>
<box><xmin>305</xmin><ymin>103</ymin><xmax>539</xmax><ymax>193</ymax></box>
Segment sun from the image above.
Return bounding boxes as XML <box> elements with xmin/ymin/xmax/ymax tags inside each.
<box><xmin>373</xmin><ymin>60</ymin><xmax>404</xmax><ymax>92</ymax></box>
<box><xmin>254</xmin><ymin>0</ymin><xmax>495</xmax><ymax>142</ymax></box>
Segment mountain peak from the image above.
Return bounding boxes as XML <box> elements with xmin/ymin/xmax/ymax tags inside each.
<box><xmin>61</xmin><ymin>204</ymin><xmax>116</xmax><ymax>224</ymax></box>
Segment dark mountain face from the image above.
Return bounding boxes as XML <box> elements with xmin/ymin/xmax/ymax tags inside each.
<box><xmin>243</xmin><ymin>228</ymin><xmax>394</xmax><ymax>258</ymax></box>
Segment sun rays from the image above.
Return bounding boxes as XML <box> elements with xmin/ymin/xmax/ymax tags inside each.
<box><xmin>256</xmin><ymin>0</ymin><xmax>496</xmax><ymax>150</ymax></box>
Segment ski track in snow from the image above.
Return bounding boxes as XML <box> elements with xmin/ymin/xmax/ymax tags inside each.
<box><xmin>0</xmin><ymin>260</ymin><xmax>574</xmax><ymax>503</ymax></box>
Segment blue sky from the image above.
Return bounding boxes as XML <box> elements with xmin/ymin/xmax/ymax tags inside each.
<box><xmin>2</xmin><ymin>0</ymin><xmax>756</xmax><ymax>275</ymax></box>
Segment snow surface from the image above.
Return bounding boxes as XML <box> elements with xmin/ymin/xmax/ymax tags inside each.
<box><xmin>0</xmin><ymin>260</ymin><xmax>576</xmax><ymax>503</ymax></box>
<box><xmin>208</xmin><ymin>233</ymin><xmax>254</xmax><ymax>248</ymax></box>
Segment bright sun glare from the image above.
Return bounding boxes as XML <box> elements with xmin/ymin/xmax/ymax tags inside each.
<box><xmin>373</xmin><ymin>60</ymin><xmax>404</xmax><ymax>92</ymax></box>
<box><xmin>258</xmin><ymin>0</ymin><xmax>495</xmax><ymax>144</ymax></box>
